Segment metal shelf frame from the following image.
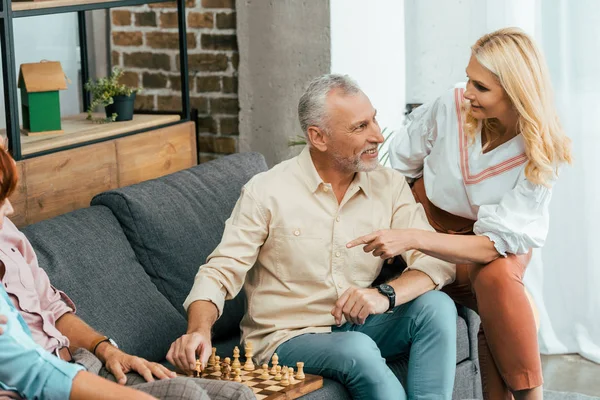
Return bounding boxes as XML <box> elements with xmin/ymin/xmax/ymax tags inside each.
<box><xmin>0</xmin><ymin>0</ymin><xmax>191</xmax><ymax>160</ymax></box>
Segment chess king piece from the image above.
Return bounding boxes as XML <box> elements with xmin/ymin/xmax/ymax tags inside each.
<box><xmin>232</xmin><ymin>346</ymin><xmax>242</xmax><ymax>369</ymax></box>
<box><xmin>208</xmin><ymin>347</ymin><xmax>217</xmax><ymax>368</ymax></box>
<box><xmin>259</xmin><ymin>364</ymin><xmax>270</xmax><ymax>379</ymax></box>
<box><xmin>270</xmin><ymin>353</ymin><xmax>279</xmax><ymax>375</ymax></box>
<box><xmin>243</xmin><ymin>342</ymin><xmax>255</xmax><ymax>371</ymax></box>
<box><xmin>296</xmin><ymin>362</ymin><xmax>305</xmax><ymax>380</ymax></box>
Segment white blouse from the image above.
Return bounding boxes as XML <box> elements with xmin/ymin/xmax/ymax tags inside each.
<box><xmin>389</xmin><ymin>83</ymin><xmax>553</xmax><ymax>256</ymax></box>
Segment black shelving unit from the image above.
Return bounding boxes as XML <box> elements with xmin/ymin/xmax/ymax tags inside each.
<box><xmin>0</xmin><ymin>0</ymin><xmax>190</xmax><ymax>160</ymax></box>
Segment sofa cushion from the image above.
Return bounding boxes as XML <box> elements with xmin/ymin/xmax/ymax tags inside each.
<box><xmin>21</xmin><ymin>206</ymin><xmax>188</xmax><ymax>362</ymax></box>
<box><xmin>91</xmin><ymin>152</ymin><xmax>269</xmax><ymax>340</ymax></box>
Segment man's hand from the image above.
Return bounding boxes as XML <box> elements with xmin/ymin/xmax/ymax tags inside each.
<box><xmin>166</xmin><ymin>330</ymin><xmax>212</xmax><ymax>376</ymax></box>
<box><xmin>331</xmin><ymin>287</ymin><xmax>389</xmax><ymax>326</ymax></box>
<box><xmin>347</xmin><ymin>229</ymin><xmax>418</xmax><ymax>260</ymax></box>
<box><xmin>102</xmin><ymin>346</ymin><xmax>176</xmax><ymax>385</ymax></box>
<box><xmin>0</xmin><ymin>314</ymin><xmax>6</xmax><ymax>334</ymax></box>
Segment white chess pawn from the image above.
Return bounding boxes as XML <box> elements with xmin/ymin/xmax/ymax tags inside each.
<box><xmin>259</xmin><ymin>364</ymin><xmax>270</xmax><ymax>379</ymax></box>
<box><xmin>274</xmin><ymin>365</ymin><xmax>282</xmax><ymax>381</ymax></box>
<box><xmin>288</xmin><ymin>367</ymin><xmax>296</xmax><ymax>384</ymax></box>
<box><xmin>214</xmin><ymin>356</ymin><xmax>221</xmax><ymax>372</ymax></box>
<box><xmin>234</xmin><ymin>368</ymin><xmax>242</xmax><ymax>382</ymax></box>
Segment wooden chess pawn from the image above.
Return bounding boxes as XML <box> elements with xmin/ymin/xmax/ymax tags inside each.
<box><xmin>270</xmin><ymin>353</ymin><xmax>279</xmax><ymax>375</ymax></box>
<box><xmin>296</xmin><ymin>362</ymin><xmax>305</xmax><ymax>380</ymax></box>
<box><xmin>232</xmin><ymin>346</ymin><xmax>242</xmax><ymax>369</ymax></box>
<box><xmin>243</xmin><ymin>342</ymin><xmax>255</xmax><ymax>371</ymax></box>
<box><xmin>234</xmin><ymin>368</ymin><xmax>242</xmax><ymax>382</ymax></box>
<box><xmin>195</xmin><ymin>359</ymin><xmax>202</xmax><ymax>378</ymax></box>
<box><xmin>281</xmin><ymin>368</ymin><xmax>290</xmax><ymax>386</ymax></box>
<box><xmin>274</xmin><ymin>365</ymin><xmax>282</xmax><ymax>381</ymax></box>
<box><xmin>224</xmin><ymin>357</ymin><xmax>231</xmax><ymax>367</ymax></box>
<box><xmin>208</xmin><ymin>347</ymin><xmax>217</xmax><ymax>368</ymax></box>
<box><xmin>222</xmin><ymin>364</ymin><xmax>232</xmax><ymax>380</ymax></box>
<box><xmin>259</xmin><ymin>364</ymin><xmax>270</xmax><ymax>379</ymax></box>
<box><xmin>214</xmin><ymin>356</ymin><xmax>221</xmax><ymax>372</ymax></box>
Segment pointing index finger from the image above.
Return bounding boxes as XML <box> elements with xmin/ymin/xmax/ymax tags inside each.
<box><xmin>346</xmin><ymin>233</ymin><xmax>376</xmax><ymax>249</ymax></box>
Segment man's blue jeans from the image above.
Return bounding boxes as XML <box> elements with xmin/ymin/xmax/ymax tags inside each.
<box><xmin>276</xmin><ymin>290</ymin><xmax>457</xmax><ymax>400</ymax></box>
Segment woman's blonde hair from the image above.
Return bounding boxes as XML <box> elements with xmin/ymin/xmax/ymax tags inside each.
<box><xmin>463</xmin><ymin>27</ymin><xmax>572</xmax><ymax>185</ymax></box>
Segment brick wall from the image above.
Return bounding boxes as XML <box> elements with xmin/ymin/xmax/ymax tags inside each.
<box><xmin>110</xmin><ymin>0</ymin><xmax>238</xmax><ymax>163</ymax></box>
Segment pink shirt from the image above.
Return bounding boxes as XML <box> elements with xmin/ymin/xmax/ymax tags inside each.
<box><xmin>0</xmin><ymin>217</ymin><xmax>75</xmax><ymax>353</ymax></box>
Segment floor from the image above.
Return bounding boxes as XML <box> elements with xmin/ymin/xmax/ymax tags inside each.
<box><xmin>542</xmin><ymin>354</ymin><xmax>600</xmax><ymax>397</ymax></box>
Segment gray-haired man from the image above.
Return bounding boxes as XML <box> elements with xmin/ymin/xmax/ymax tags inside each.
<box><xmin>168</xmin><ymin>74</ymin><xmax>458</xmax><ymax>399</ymax></box>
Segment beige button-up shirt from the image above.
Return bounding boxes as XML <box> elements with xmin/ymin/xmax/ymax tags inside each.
<box><xmin>184</xmin><ymin>146</ymin><xmax>455</xmax><ymax>365</ymax></box>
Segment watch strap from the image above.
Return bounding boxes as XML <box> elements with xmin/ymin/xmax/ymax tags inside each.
<box><xmin>377</xmin><ymin>284</ymin><xmax>396</xmax><ymax>312</ymax></box>
<box><xmin>90</xmin><ymin>336</ymin><xmax>110</xmax><ymax>356</ymax></box>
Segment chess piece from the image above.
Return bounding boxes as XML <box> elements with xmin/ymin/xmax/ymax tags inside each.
<box><xmin>288</xmin><ymin>367</ymin><xmax>296</xmax><ymax>384</ymax></box>
<box><xmin>224</xmin><ymin>357</ymin><xmax>231</xmax><ymax>367</ymax></box>
<box><xmin>208</xmin><ymin>347</ymin><xmax>217</xmax><ymax>368</ymax></box>
<box><xmin>274</xmin><ymin>365</ymin><xmax>282</xmax><ymax>381</ymax></box>
<box><xmin>214</xmin><ymin>356</ymin><xmax>221</xmax><ymax>372</ymax></box>
<box><xmin>243</xmin><ymin>342</ymin><xmax>255</xmax><ymax>371</ymax></box>
<box><xmin>195</xmin><ymin>359</ymin><xmax>202</xmax><ymax>377</ymax></box>
<box><xmin>270</xmin><ymin>353</ymin><xmax>279</xmax><ymax>375</ymax></box>
<box><xmin>281</xmin><ymin>368</ymin><xmax>290</xmax><ymax>386</ymax></box>
<box><xmin>259</xmin><ymin>364</ymin><xmax>270</xmax><ymax>379</ymax></box>
<box><xmin>296</xmin><ymin>362</ymin><xmax>305</xmax><ymax>380</ymax></box>
<box><xmin>234</xmin><ymin>368</ymin><xmax>242</xmax><ymax>382</ymax></box>
<box><xmin>232</xmin><ymin>346</ymin><xmax>241</xmax><ymax>369</ymax></box>
<box><xmin>220</xmin><ymin>363</ymin><xmax>230</xmax><ymax>380</ymax></box>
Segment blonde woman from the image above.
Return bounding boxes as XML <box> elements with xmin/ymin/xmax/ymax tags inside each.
<box><xmin>348</xmin><ymin>28</ymin><xmax>572</xmax><ymax>400</ymax></box>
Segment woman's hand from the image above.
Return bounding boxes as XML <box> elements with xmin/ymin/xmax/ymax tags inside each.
<box><xmin>347</xmin><ymin>229</ymin><xmax>419</xmax><ymax>259</ymax></box>
<box><xmin>0</xmin><ymin>314</ymin><xmax>7</xmax><ymax>334</ymax></box>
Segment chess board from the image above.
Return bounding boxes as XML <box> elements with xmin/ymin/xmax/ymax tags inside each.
<box><xmin>182</xmin><ymin>367</ymin><xmax>323</xmax><ymax>400</ymax></box>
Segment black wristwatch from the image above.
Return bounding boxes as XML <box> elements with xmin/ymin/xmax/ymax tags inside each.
<box><xmin>377</xmin><ymin>284</ymin><xmax>396</xmax><ymax>313</ymax></box>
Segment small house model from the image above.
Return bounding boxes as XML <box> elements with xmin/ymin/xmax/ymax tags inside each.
<box><xmin>18</xmin><ymin>61</ymin><xmax>67</xmax><ymax>135</ymax></box>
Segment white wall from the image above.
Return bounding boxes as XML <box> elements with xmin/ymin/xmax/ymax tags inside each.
<box><xmin>330</xmin><ymin>0</ymin><xmax>405</xmax><ymax>133</ymax></box>
<box><xmin>0</xmin><ymin>14</ymin><xmax>81</xmax><ymax>129</ymax></box>
<box><xmin>404</xmin><ymin>0</ymin><xmax>537</xmax><ymax>104</ymax></box>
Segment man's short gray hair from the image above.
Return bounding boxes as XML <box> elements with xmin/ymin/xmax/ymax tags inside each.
<box><xmin>298</xmin><ymin>74</ymin><xmax>361</xmax><ymax>135</ymax></box>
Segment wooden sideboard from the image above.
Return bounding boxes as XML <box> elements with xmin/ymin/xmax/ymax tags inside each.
<box><xmin>9</xmin><ymin>121</ymin><xmax>197</xmax><ymax>227</ymax></box>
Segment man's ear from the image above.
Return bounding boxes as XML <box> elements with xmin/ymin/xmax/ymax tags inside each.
<box><xmin>307</xmin><ymin>126</ymin><xmax>329</xmax><ymax>152</ymax></box>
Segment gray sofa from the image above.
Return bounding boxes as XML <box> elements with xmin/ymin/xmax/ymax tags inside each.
<box><xmin>21</xmin><ymin>152</ymin><xmax>482</xmax><ymax>399</ymax></box>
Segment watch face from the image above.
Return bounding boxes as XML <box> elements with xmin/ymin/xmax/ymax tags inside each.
<box><xmin>108</xmin><ymin>338</ymin><xmax>119</xmax><ymax>349</ymax></box>
<box><xmin>379</xmin><ymin>284</ymin><xmax>394</xmax><ymax>295</ymax></box>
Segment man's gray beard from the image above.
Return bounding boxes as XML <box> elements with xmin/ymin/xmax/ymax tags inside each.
<box><xmin>331</xmin><ymin>150</ymin><xmax>380</xmax><ymax>173</ymax></box>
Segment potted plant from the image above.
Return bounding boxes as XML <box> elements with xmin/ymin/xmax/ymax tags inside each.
<box><xmin>84</xmin><ymin>67</ymin><xmax>138</xmax><ymax>123</ymax></box>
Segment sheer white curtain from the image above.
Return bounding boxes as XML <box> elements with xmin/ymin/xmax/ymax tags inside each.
<box><xmin>482</xmin><ymin>0</ymin><xmax>600</xmax><ymax>363</ymax></box>
<box><xmin>531</xmin><ymin>0</ymin><xmax>600</xmax><ymax>363</ymax></box>
<box><xmin>404</xmin><ymin>0</ymin><xmax>600</xmax><ymax>363</ymax></box>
